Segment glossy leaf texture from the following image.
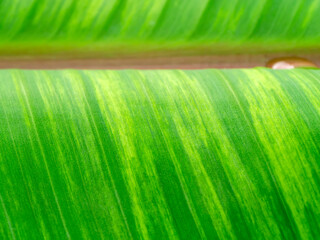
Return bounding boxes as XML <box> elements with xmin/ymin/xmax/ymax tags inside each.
<box><xmin>0</xmin><ymin>0</ymin><xmax>320</xmax><ymax>55</ymax></box>
<box><xmin>0</xmin><ymin>69</ymin><xmax>320</xmax><ymax>239</ymax></box>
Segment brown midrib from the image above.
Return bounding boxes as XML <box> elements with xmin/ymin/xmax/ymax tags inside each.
<box><xmin>0</xmin><ymin>53</ymin><xmax>319</xmax><ymax>69</ymax></box>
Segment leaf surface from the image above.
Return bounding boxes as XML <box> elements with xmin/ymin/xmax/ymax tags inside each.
<box><xmin>1</xmin><ymin>69</ymin><xmax>320</xmax><ymax>239</ymax></box>
<box><xmin>0</xmin><ymin>0</ymin><xmax>320</xmax><ymax>55</ymax></box>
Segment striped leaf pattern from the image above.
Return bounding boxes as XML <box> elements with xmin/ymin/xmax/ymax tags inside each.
<box><xmin>0</xmin><ymin>69</ymin><xmax>320</xmax><ymax>239</ymax></box>
<box><xmin>0</xmin><ymin>0</ymin><xmax>320</xmax><ymax>54</ymax></box>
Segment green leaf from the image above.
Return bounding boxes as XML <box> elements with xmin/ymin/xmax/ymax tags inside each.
<box><xmin>1</xmin><ymin>69</ymin><xmax>320</xmax><ymax>239</ymax></box>
<box><xmin>0</xmin><ymin>0</ymin><xmax>320</xmax><ymax>55</ymax></box>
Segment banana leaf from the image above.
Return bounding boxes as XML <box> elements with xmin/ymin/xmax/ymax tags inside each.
<box><xmin>1</xmin><ymin>68</ymin><xmax>320</xmax><ymax>239</ymax></box>
<box><xmin>1</xmin><ymin>0</ymin><xmax>320</xmax><ymax>56</ymax></box>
